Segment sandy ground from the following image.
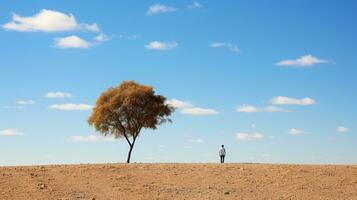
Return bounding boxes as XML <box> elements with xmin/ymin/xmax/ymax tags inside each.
<box><xmin>0</xmin><ymin>163</ymin><xmax>357</xmax><ymax>200</ymax></box>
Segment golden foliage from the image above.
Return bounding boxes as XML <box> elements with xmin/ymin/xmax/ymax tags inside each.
<box><xmin>88</xmin><ymin>81</ymin><xmax>174</xmax><ymax>142</ymax></box>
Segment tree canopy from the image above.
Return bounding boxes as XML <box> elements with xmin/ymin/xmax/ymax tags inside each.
<box><xmin>88</xmin><ymin>81</ymin><xmax>174</xmax><ymax>163</ymax></box>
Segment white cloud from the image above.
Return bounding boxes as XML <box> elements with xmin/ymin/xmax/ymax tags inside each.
<box><xmin>146</xmin><ymin>4</ymin><xmax>177</xmax><ymax>15</ymax></box>
<box><xmin>210</xmin><ymin>42</ymin><xmax>240</xmax><ymax>53</ymax></box>
<box><xmin>183</xmin><ymin>145</ymin><xmax>192</xmax><ymax>149</ymax></box>
<box><xmin>264</xmin><ymin>105</ymin><xmax>290</xmax><ymax>113</ymax></box>
<box><xmin>181</xmin><ymin>107</ymin><xmax>218</xmax><ymax>115</ymax></box>
<box><xmin>16</xmin><ymin>100</ymin><xmax>35</xmax><ymax>105</ymax></box>
<box><xmin>68</xmin><ymin>134</ymin><xmax>115</xmax><ymax>142</ymax></box>
<box><xmin>189</xmin><ymin>138</ymin><xmax>204</xmax><ymax>143</ymax></box>
<box><xmin>82</xmin><ymin>23</ymin><xmax>100</xmax><ymax>32</ymax></box>
<box><xmin>276</xmin><ymin>54</ymin><xmax>329</xmax><ymax>67</ymax></box>
<box><xmin>118</xmin><ymin>34</ymin><xmax>141</xmax><ymax>40</ymax></box>
<box><xmin>94</xmin><ymin>33</ymin><xmax>109</xmax><ymax>42</ymax></box>
<box><xmin>210</xmin><ymin>43</ymin><xmax>226</xmax><ymax>48</ymax></box>
<box><xmin>0</xmin><ymin>129</ymin><xmax>24</xmax><ymax>136</ymax></box>
<box><xmin>3</xmin><ymin>9</ymin><xmax>99</xmax><ymax>32</ymax></box>
<box><xmin>271</xmin><ymin>96</ymin><xmax>315</xmax><ymax>105</ymax></box>
<box><xmin>2</xmin><ymin>106</ymin><xmax>24</xmax><ymax>110</ymax></box>
<box><xmin>289</xmin><ymin>128</ymin><xmax>303</xmax><ymax>136</ymax></box>
<box><xmin>166</xmin><ymin>99</ymin><xmax>218</xmax><ymax>115</ymax></box>
<box><xmin>166</xmin><ymin>99</ymin><xmax>192</xmax><ymax>109</ymax></box>
<box><xmin>145</xmin><ymin>41</ymin><xmax>178</xmax><ymax>50</ymax></box>
<box><xmin>188</xmin><ymin>1</ymin><xmax>203</xmax><ymax>9</ymax></box>
<box><xmin>54</xmin><ymin>35</ymin><xmax>91</xmax><ymax>49</ymax></box>
<box><xmin>49</xmin><ymin>103</ymin><xmax>93</xmax><ymax>111</ymax></box>
<box><xmin>45</xmin><ymin>92</ymin><xmax>72</xmax><ymax>99</ymax></box>
<box><xmin>337</xmin><ymin>126</ymin><xmax>349</xmax><ymax>133</ymax></box>
<box><xmin>236</xmin><ymin>104</ymin><xmax>289</xmax><ymax>113</ymax></box>
<box><xmin>236</xmin><ymin>132</ymin><xmax>264</xmax><ymax>141</ymax></box>
<box><xmin>236</xmin><ymin>105</ymin><xmax>260</xmax><ymax>113</ymax></box>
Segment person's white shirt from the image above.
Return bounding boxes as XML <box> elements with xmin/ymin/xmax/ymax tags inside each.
<box><xmin>219</xmin><ymin>147</ymin><xmax>226</xmax><ymax>156</ymax></box>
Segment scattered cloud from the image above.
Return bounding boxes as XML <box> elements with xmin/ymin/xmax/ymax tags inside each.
<box><xmin>210</xmin><ymin>42</ymin><xmax>240</xmax><ymax>53</ymax></box>
<box><xmin>271</xmin><ymin>96</ymin><xmax>315</xmax><ymax>105</ymax></box>
<box><xmin>276</xmin><ymin>54</ymin><xmax>330</xmax><ymax>67</ymax></box>
<box><xmin>337</xmin><ymin>126</ymin><xmax>349</xmax><ymax>133</ymax></box>
<box><xmin>16</xmin><ymin>100</ymin><xmax>35</xmax><ymax>105</ymax></box>
<box><xmin>54</xmin><ymin>35</ymin><xmax>91</xmax><ymax>49</ymax></box>
<box><xmin>236</xmin><ymin>132</ymin><xmax>264</xmax><ymax>141</ymax></box>
<box><xmin>82</xmin><ymin>23</ymin><xmax>100</xmax><ymax>32</ymax></box>
<box><xmin>236</xmin><ymin>104</ymin><xmax>289</xmax><ymax>113</ymax></box>
<box><xmin>183</xmin><ymin>145</ymin><xmax>192</xmax><ymax>149</ymax></box>
<box><xmin>117</xmin><ymin>34</ymin><xmax>141</xmax><ymax>40</ymax></box>
<box><xmin>146</xmin><ymin>4</ymin><xmax>177</xmax><ymax>15</ymax></box>
<box><xmin>236</xmin><ymin>105</ymin><xmax>259</xmax><ymax>113</ymax></box>
<box><xmin>145</xmin><ymin>41</ymin><xmax>178</xmax><ymax>50</ymax></box>
<box><xmin>2</xmin><ymin>106</ymin><xmax>24</xmax><ymax>110</ymax></box>
<box><xmin>181</xmin><ymin>107</ymin><xmax>218</xmax><ymax>115</ymax></box>
<box><xmin>49</xmin><ymin>103</ymin><xmax>93</xmax><ymax>111</ymax></box>
<box><xmin>54</xmin><ymin>34</ymin><xmax>108</xmax><ymax>49</ymax></box>
<box><xmin>166</xmin><ymin>99</ymin><xmax>218</xmax><ymax>115</ymax></box>
<box><xmin>188</xmin><ymin>138</ymin><xmax>204</xmax><ymax>143</ymax></box>
<box><xmin>166</xmin><ymin>99</ymin><xmax>192</xmax><ymax>109</ymax></box>
<box><xmin>3</xmin><ymin>9</ymin><xmax>99</xmax><ymax>32</ymax></box>
<box><xmin>265</xmin><ymin>105</ymin><xmax>290</xmax><ymax>112</ymax></box>
<box><xmin>0</xmin><ymin>129</ymin><xmax>24</xmax><ymax>136</ymax></box>
<box><xmin>188</xmin><ymin>1</ymin><xmax>203</xmax><ymax>9</ymax></box>
<box><xmin>94</xmin><ymin>33</ymin><xmax>109</xmax><ymax>42</ymax></box>
<box><xmin>45</xmin><ymin>92</ymin><xmax>72</xmax><ymax>99</ymax></box>
<box><xmin>289</xmin><ymin>128</ymin><xmax>303</xmax><ymax>136</ymax></box>
<box><xmin>68</xmin><ymin>134</ymin><xmax>115</xmax><ymax>142</ymax></box>
<box><xmin>3</xmin><ymin>9</ymin><xmax>107</xmax><ymax>49</ymax></box>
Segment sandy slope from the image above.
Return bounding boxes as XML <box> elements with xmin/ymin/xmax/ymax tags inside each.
<box><xmin>0</xmin><ymin>163</ymin><xmax>357</xmax><ymax>200</ymax></box>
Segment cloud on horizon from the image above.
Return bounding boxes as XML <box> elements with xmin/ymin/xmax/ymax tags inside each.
<box><xmin>0</xmin><ymin>129</ymin><xmax>24</xmax><ymax>136</ymax></box>
<box><xmin>188</xmin><ymin>138</ymin><xmax>204</xmax><ymax>143</ymax></box>
<box><xmin>68</xmin><ymin>134</ymin><xmax>115</xmax><ymax>142</ymax></box>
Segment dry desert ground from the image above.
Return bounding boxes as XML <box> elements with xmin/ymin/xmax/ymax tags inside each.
<box><xmin>1</xmin><ymin>163</ymin><xmax>357</xmax><ymax>200</ymax></box>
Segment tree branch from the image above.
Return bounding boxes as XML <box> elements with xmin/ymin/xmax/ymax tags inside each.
<box><xmin>116</xmin><ymin>120</ymin><xmax>132</xmax><ymax>146</ymax></box>
<box><xmin>131</xmin><ymin>126</ymin><xmax>142</xmax><ymax>146</ymax></box>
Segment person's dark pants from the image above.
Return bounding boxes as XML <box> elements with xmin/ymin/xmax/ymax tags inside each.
<box><xmin>220</xmin><ymin>155</ymin><xmax>225</xmax><ymax>163</ymax></box>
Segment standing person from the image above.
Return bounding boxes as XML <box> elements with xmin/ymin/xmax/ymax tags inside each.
<box><xmin>219</xmin><ymin>145</ymin><xmax>226</xmax><ymax>163</ymax></box>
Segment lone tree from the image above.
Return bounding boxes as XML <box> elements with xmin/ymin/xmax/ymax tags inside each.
<box><xmin>88</xmin><ymin>81</ymin><xmax>174</xmax><ymax>163</ymax></box>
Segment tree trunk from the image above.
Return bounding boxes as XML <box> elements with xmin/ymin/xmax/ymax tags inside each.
<box><xmin>126</xmin><ymin>145</ymin><xmax>134</xmax><ymax>163</ymax></box>
<box><xmin>125</xmin><ymin>133</ymin><xmax>139</xmax><ymax>163</ymax></box>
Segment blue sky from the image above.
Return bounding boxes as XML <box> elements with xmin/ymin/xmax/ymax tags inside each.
<box><xmin>1</xmin><ymin>0</ymin><xmax>356</xmax><ymax>165</ymax></box>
